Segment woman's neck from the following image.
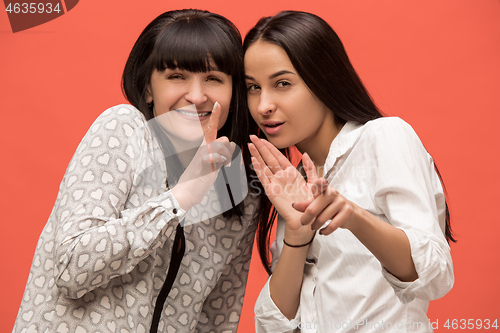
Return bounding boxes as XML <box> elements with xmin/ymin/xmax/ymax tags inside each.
<box><xmin>296</xmin><ymin>118</ymin><xmax>343</xmax><ymax>177</ymax></box>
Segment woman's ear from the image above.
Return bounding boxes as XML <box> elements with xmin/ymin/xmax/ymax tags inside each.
<box><xmin>146</xmin><ymin>85</ymin><xmax>153</xmax><ymax>106</ymax></box>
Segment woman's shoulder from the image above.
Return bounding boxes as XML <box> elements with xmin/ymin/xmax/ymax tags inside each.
<box><xmin>94</xmin><ymin>104</ymin><xmax>147</xmax><ymax>125</ymax></box>
<box><xmin>358</xmin><ymin>116</ymin><xmax>430</xmax><ymax>161</ymax></box>
<box><xmin>364</xmin><ymin>116</ymin><xmax>414</xmax><ymax>132</ymax></box>
<box><xmin>86</xmin><ymin>104</ymin><xmax>150</xmax><ymax>138</ymax></box>
<box><xmin>360</xmin><ymin>116</ymin><xmax>421</xmax><ymax>144</ymax></box>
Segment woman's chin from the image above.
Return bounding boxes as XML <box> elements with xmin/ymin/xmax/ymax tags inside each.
<box><xmin>263</xmin><ymin>136</ymin><xmax>291</xmax><ymax>150</ymax></box>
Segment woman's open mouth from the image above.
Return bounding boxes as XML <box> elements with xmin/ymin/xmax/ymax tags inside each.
<box><xmin>262</xmin><ymin>121</ymin><xmax>285</xmax><ymax>135</ymax></box>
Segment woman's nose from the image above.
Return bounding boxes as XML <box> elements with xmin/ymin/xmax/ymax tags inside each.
<box><xmin>184</xmin><ymin>81</ymin><xmax>208</xmax><ymax>106</ymax></box>
<box><xmin>256</xmin><ymin>91</ymin><xmax>277</xmax><ymax>115</ymax></box>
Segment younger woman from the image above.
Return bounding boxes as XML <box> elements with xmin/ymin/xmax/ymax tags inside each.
<box><xmin>13</xmin><ymin>9</ymin><xmax>259</xmax><ymax>333</ymax></box>
<box><xmin>244</xmin><ymin>11</ymin><xmax>454</xmax><ymax>332</ymax></box>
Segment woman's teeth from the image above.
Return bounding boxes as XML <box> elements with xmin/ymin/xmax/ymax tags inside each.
<box><xmin>177</xmin><ymin>110</ymin><xmax>211</xmax><ymax>117</ymax></box>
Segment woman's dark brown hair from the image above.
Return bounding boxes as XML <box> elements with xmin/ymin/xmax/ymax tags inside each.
<box><xmin>244</xmin><ymin>10</ymin><xmax>455</xmax><ymax>274</ymax></box>
<box><xmin>122</xmin><ymin>9</ymin><xmax>258</xmax><ymax>218</ymax></box>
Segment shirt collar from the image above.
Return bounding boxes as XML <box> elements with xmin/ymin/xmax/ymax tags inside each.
<box><xmin>323</xmin><ymin>121</ymin><xmax>362</xmax><ymax>178</ymax></box>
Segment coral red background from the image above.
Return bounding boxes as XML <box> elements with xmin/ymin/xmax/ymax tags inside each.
<box><xmin>1</xmin><ymin>1</ymin><xmax>499</xmax><ymax>332</ymax></box>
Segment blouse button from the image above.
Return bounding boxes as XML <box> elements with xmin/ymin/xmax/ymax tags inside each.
<box><xmin>173</xmin><ymin>208</ymin><xmax>178</xmax><ymax>214</ymax></box>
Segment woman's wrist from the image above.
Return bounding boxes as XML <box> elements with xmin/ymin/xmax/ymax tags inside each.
<box><xmin>171</xmin><ymin>185</ymin><xmax>193</xmax><ymax>212</ymax></box>
<box><xmin>283</xmin><ymin>226</ymin><xmax>316</xmax><ymax>248</ymax></box>
<box><xmin>344</xmin><ymin>203</ymin><xmax>367</xmax><ymax>235</ymax></box>
<box><xmin>284</xmin><ymin>233</ymin><xmax>315</xmax><ymax>247</ymax></box>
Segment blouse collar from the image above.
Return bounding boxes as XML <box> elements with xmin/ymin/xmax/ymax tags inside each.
<box><xmin>323</xmin><ymin>121</ymin><xmax>362</xmax><ymax>179</ymax></box>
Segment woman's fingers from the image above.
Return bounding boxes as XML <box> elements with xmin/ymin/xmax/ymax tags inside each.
<box><xmin>293</xmin><ymin>178</ymin><xmax>328</xmax><ymax>210</ymax></box>
<box><xmin>210</xmin><ymin>139</ymin><xmax>234</xmax><ymax>159</ymax></box>
<box><xmin>250</xmin><ymin>157</ymin><xmax>271</xmax><ymax>187</ymax></box>
<box><xmin>249</xmin><ymin>135</ymin><xmax>282</xmax><ymax>173</ymax></box>
<box><xmin>260</xmin><ymin>138</ymin><xmax>292</xmax><ymax>170</ymax></box>
<box><xmin>309</xmin><ymin>198</ymin><xmax>343</xmax><ymax>231</ymax></box>
<box><xmin>204</xmin><ymin>101</ymin><xmax>220</xmax><ymax>143</ymax></box>
<box><xmin>318</xmin><ymin>206</ymin><xmax>352</xmax><ymax>236</ymax></box>
<box><xmin>193</xmin><ymin>137</ymin><xmax>234</xmax><ymax>174</ymax></box>
<box><xmin>292</xmin><ymin>199</ymin><xmax>313</xmax><ymax>212</ymax></box>
<box><xmin>311</xmin><ymin>178</ymin><xmax>328</xmax><ymax>197</ymax></box>
<box><xmin>201</xmin><ymin>152</ymin><xmax>228</xmax><ymax>168</ymax></box>
<box><xmin>296</xmin><ymin>182</ymin><xmax>339</xmax><ymax>225</ymax></box>
<box><xmin>302</xmin><ymin>153</ymin><xmax>319</xmax><ymax>184</ymax></box>
<box><xmin>299</xmin><ymin>194</ymin><xmax>333</xmax><ymax>226</ymax></box>
<box><xmin>248</xmin><ymin>142</ymin><xmax>267</xmax><ymax>169</ymax></box>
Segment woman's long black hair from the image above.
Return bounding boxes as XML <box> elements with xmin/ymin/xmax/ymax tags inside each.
<box><xmin>122</xmin><ymin>9</ymin><xmax>258</xmax><ymax>219</ymax></box>
<box><xmin>243</xmin><ymin>10</ymin><xmax>456</xmax><ymax>274</ymax></box>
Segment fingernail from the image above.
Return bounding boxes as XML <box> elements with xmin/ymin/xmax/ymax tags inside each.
<box><xmin>221</xmin><ymin>156</ymin><xmax>227</xmax><ymax>162</ymax></box>
<box><xmin>212</xmin><ymin>101</ymin><xmax>219</xmax><ymax>112</ymax></box>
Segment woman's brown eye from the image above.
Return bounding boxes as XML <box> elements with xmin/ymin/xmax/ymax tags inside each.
<box><xmin>208</xmin><ymin>77</ymin><xmax>222</xmax><ymax>82</ymax></box>
<box><xmin>277</xmin><ymin>81</ymin><xmax>290</xmax><ymax>87</ymax></box>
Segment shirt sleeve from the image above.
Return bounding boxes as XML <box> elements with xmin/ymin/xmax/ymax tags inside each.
<box><xmin>196</xmin><ymin>214</ymin><xmax>258</xmax><ymax>333</ymax></box>
<box><xmin>369</xmin><ymin>117</ymin><xmax>454</xmax><ymax>303</ymax></box>
<box><xmin>254</xmin><ymin>278</ymin><xmax>300</xmax><ymax>333</ymax></box>
<box><xmin>52</xmin><ymin>105</ymin><xmax>187</xmax><ymax>299</ymax></box>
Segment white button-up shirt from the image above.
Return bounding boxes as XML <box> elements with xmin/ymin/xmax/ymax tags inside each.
<box><xmin>255</xmin><ymin>117</ymin><xmax>454</xmax><ymax>333</ymax></box>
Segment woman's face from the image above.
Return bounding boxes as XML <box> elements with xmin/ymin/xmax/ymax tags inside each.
<box><xmin>244</xmin><ymin>41</ymin><xmax>336</xmax><ymax>152</ymax></box>
<box><xmin>146</xmin><ymin>65</ymin><xmax>232</xmax><ymax>149</ymax></box>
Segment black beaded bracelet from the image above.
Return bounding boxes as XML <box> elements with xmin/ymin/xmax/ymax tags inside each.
<box><xmin>283</xmin><ymin>234</ymin><xmax>316</xmax><ymax>248</ymax></box>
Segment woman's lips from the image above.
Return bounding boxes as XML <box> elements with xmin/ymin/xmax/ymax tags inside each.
<box><xmin>175</xmin><ymin>109</ymin><xmax>212</xmax><ymax>121</ymax></box>
<box><xmin>262</xmin><ymin>121</ymin><xmax>285</xmax><ymax>135</ymax></box>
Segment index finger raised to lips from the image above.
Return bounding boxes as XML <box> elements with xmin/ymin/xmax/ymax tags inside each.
<box><xmin>204</xmin><ymin>101</ymin><xmax>220</xmax><ymax>143</ymax></box>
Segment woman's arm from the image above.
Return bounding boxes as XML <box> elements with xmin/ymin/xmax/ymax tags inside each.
<box><xmin>294</xmin><ymin>117</ymin><xmax>453</xmax><ymax>301</ymax></box>
<box><xmin>248</xmin><ymin>136</ymin><xmax>316</xmax><ymax>319</ymax></box>
<box><xmin>52</xmin><ymin>105</ymin><xmax>186</xmax><ymax>298</ymax></box>
<box><xmin>54</xmin><ymin>104</ymin><xmax>236</xmax><ymax>299</ymax></box>
<box><xmin>295</xmin><ymin>180</ymin><xmax>418</xmax><ymax>282</ymax></box>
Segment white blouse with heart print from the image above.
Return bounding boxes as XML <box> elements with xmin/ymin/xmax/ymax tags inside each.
<box><xmin>12</xmin><ymin>104</ymin><xmax>259</xmax><ymax>333</ymax></box>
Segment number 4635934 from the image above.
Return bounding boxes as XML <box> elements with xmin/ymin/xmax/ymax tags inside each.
<box><xmin>443</xmin><ymin>319</ymin><xmax>498</xmax><ymax>330</ymax></box>
<box><xmin>5</xmin><ymin>3</ymin><xmax>62</xmax><ymax>14</ymax></box>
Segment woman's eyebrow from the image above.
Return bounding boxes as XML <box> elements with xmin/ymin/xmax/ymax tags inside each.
<box><xmin>245</xmin><ymin>70</ymin><xmax>296</xmax><ymax>81</ymax></box>
<box><xmin>269</xmin><ymin>70</ymin><xmax>296</xmax><ymax>79</ymax></box>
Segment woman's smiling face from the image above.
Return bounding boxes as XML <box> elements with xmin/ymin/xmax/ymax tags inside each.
<box><xmin>146</xmin><ymin>66</ymin><xmax>232</xmax><ymax>149</ymax></box>
<box><xmin>244</xmin><ymin>41</ymin><xmax>336</xmax><ymax>153</ymax></box>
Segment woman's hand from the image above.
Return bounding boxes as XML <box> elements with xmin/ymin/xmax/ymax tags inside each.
<box><xmin>172</xmin><ymin>102</ymin><xmax>235</xmax><ymax>211</ymax></box>
<box><xmin>248</xmin><ymin>135</ymin><xmax>317</xmax><ymax>245</ymax></box>
<box><xmin>294</xmin><ymin>178</ymin><xmax>419</xmax><ymax>282</ymax></box>
<box><xmin>292</xmin><ymin>178</ymin><xmax>361</xmax><ymax>235</ymax></box>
